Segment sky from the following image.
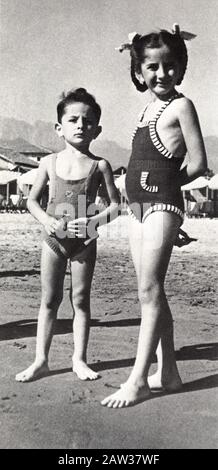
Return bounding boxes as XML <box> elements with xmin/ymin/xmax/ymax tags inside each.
<box><xmin>1</xmin><ymin>0</ymin><xmax>218</xmax><ymax>148</ymax></box>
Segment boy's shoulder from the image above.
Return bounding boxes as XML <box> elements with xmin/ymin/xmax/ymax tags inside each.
<box><xmin>95</xmin><ymin>157</ymin><xmax>113</xmax><ymax>173</ymax></box>
<box><xmin>38</xmin><ymin>153</ymin><xmax>57</xmax><ymax>179</ymax></box>
<box><xmin>91</xmin><ymin>155</ymin><xmax>113</xmax><ymax>173</ymax></box>
<box><xmin>39</xmin><ymin>152</ymin><xmax>56</xmax><ymax>168</ymax></box>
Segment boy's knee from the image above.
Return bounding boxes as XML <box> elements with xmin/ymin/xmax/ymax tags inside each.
<box><xmin>41</xmin><ymin>290</ymin><xmax>63</xmax><ymax>310</ymax></box>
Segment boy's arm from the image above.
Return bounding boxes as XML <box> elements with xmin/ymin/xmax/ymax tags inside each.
<box><xmin>27</xmin><ymin>156</ymin><xmax>61</xmax><ymax>235</ymax></box>
<box><xmin>177</xmin><ymin>98</ymin><xmax>208</xmax><ymax>186</ymax></box>
<box><xmin>89</xmin><ymin>159</ymin><xmax>120</xmax><ymax>226</ymax></box>
<box><xmin>27</xmin><ymin>157</ymin><xmax>50</xmax><ymax>225</ymax></box>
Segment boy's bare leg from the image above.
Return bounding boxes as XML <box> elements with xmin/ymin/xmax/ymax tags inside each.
<box><xmin>15</xmin><ymin>242</ymin><xmax>67</xmax><ymax>382</ymax></box>
<box><xmin>101</xmin><ymin>212</ymin><xmax>182</xmax><ymax>407</ymax></box>
<box><xmin>70</xmin><ymin>241</ymin><xmax>99</xmax><ymax>380</ymax></box>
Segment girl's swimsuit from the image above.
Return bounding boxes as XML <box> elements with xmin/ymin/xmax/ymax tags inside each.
<box><xmin>125</xmin><ymin>94</ymin><xmax>184</xmax><ymax>223</ymax></box>
<box><xmin>43</xmin><ymin>155</ymin><xmax>101</xmax><ymax>259</ymax></box>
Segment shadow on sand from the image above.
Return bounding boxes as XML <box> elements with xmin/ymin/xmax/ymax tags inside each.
<box><xmin>0</xmin><ymin>269</ymin><xmax>40</xmax><ymax>278</ymax></box>
<box><xmin>0</xmin><ymin>317</ymin><xmax>141</xmax><ymax>341</ymax></box>
<box><xmin>1</xmin><ymin>317</ymin><xmax>218</xmax><ymax>362</ymax></box>
<box><xmin>43</xmin><ymin>368</ymin><xmax>218</xmax><ymax>403</ymax></box>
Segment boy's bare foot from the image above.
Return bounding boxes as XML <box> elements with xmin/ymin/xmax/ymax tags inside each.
<box><xmin>101</xmin><ymin>382</ymin><xmax>151</xmax><ymax>408</ymax></box>
<box><xmin>72</xmin><ymin>359</ymin><xmax>99</xmax><ymax>381</ymax></box>
<box><xmin>15</xmin><ymin>362</ymin><xmax>49</xmax><ymax>382</ymax></box>
<box><xmin>148</xmin><ymin>372</ymin><xmax>182</xmax><ymax>392</ymax></box>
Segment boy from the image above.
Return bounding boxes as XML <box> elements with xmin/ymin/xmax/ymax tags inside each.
<box><xmin>16</xmin><ymin>88</ymin><xmax>119</xmax><ymax>382</ymax></box>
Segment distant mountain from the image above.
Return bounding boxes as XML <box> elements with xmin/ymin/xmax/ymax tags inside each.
<box><xmin>0</xmin><ymin>116</ymin><xmax>217</xmax><ymax>172</ymax></box>
<box><xmin>0</xmin><ymin>116</ymin><xmax>61</xmax><ymax>152</ymax></box>
<box><xmin>91</xmin><ymin>139</ymin><xmax>130</xmax><ymax>169</ymax></box>
<box><xmin>0</xmin><ymin>116</ymin><xmax>130</xmax><ymax>170</ymax></box>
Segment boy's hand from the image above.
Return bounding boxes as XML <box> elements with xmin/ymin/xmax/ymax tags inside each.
<box><xmin>44</xmin><ymin>216</ymin><xmax>65</xmax><ymax>236</ymax></box>
<box><xmin>67</xmin><ymin>217</ymin><xmax>90</xmax><ymax>238</ymax></box>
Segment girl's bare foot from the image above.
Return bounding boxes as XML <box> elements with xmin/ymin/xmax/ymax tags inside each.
<box><xmin>101</xmin><ymin>382</ymin><xmax>151</xmax><ymax>408</ymax></box>
<box><xmin>148</xmin><ymin>372</ymin><xmax>182</xmax><ymax>392</ymax></box>
<box><xmin>15</xmin><ymin>362</ymin><xmax>49</xmax><ymax>382</ymax></box>
<box><xmin>72</xmin><ymin>359</ymin><xmax>99</xmax><ymax>381</ymax></box>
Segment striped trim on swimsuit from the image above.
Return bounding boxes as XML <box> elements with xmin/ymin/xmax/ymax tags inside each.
<box><xmin>127</xmin><ymin>203</ymin><xmax>184</xmax><ymax>224</ymax></box>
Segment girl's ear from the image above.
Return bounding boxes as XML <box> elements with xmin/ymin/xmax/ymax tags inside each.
<box><xmin>135</xmin><ymin>72</ymin><xmax>145</xmax><ymax>85</ymax></box>
<box><xmin>55</xmin><ymin>122</ymin><xmax>63</xmax><ymax>138</ymax></box>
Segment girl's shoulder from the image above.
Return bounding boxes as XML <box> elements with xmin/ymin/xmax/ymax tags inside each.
<box><xmin>173</xmin><ymin>94</ymin><xmax>196</xmax><ymax>116</ymax></box>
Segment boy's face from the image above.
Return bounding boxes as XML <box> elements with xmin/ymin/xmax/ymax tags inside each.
<box><xmin>56</xmin><ymin>102</ymin><xmax>101</xmax><ymax>150</ymax></box>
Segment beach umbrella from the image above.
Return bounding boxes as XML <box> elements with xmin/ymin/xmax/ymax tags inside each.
<box><xmin>114</xmin><ymin>173</ymin><xmax>127</xmax><ymax>200</ymax></box>
<box><xmin>18</xmin><ymin>168</ymin><xmax>39</xmax><ymax>187</ymax></box>
<box><xmin>208</xmin><ymin>174</ymin><xmax>218</xmax><ymax>190</ymax></box>
<box><xmin>181</xmin><ymin>176</ymin><xmax>208</xmax><ymax>191</ymax></box>
<box><xmin>115</xmin><ymin>173</ymin><xmax>126</xmax><ymax>191</ymax></box>
<box><xmin>0</xmin><ymin>170</ymin><xmax>19</xmax><ymax>185</ymax></box>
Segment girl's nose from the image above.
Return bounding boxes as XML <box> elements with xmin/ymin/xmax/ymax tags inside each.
<box><xmin>157</xmin><ymin>65</ymin><xmax>165</xmax><ymax>78</ymax></box>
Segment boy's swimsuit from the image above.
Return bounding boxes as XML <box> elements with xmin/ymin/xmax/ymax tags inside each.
<box><xmin>125</xmin><ymin>93</ymin><xmax>184</xmax><ymax>223</ymax></box>
<box><xmin>43</xmin><ymin>155</ymin><xmax>101</xmax><ymax>259</ymax></box>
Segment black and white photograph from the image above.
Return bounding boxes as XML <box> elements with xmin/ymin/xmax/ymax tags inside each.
<box><xmin>0</xmin><ymin>0</ymin><xmax>217</xmax><ymax>454</ymax></box>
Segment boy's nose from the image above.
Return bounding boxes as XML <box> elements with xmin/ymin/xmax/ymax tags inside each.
<box><xmin>77</xmin><ymin>117</ymin><xmax>85</xmax><ymax>128</ymax></box>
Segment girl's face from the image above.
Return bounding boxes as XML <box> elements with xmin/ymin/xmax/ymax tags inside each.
<box><xmin>139</xmin><ymin>44</ymin><xmax>181</xmax><ymax>98</ymax></box>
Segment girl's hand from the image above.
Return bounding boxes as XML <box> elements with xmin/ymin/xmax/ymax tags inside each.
<box><xmin>44</xmin><ymin>216</ymin><xmax>64</xmax><ymax>236</ymax></box>
<box><xmin>67</xmin><ymin>217</ymin><xmax>90</xmax><ymax>238</ymax></box>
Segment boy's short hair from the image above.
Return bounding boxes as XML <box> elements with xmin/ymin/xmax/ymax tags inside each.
<box><xmin>57</xmin><ymin>88</ymin><xmax>101</xmax><ymax>123</ymax></box>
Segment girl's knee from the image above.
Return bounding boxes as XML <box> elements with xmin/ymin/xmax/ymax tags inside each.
<box><xmin>71</xmin><ymin>288</ymin><xmax>90</xmax><ymax>311</ymax></box>
<box><xmin>138</xmin><ymin>281</ymin><xmax>163</xmax><ymax>305</ymax></box>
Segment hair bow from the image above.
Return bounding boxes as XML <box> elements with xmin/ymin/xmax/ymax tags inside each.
<box><xmin>115</xmin><ymin>32</ymin><xmax>139</xmax><ymax>53</ymax></box>
<box><xmin>115</xmin><ymin>24</ymin><xmax>196</xmax><ymax>53</ymax></box>
<box><xmin>171</xmin><ymin>23</ymin><xmax>196</xmax><ymax>40</ymax></box>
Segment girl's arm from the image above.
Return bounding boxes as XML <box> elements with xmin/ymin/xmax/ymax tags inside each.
<box><xmin>178</xmin><ymin>99</ymin><xmax>208</xmax><ymax>186</ymax></box>
<box><xmin>27</xmin><ymin>157</ymin><xmax>61</xmax><ymax>235</ymax></box>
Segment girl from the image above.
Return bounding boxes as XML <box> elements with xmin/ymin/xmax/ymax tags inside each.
<box><xmin>16</xmin><ymin>88</ymin><xmax>119</xmax><ymax>383</ymax></box>
<box><xmin>102</xmin><ymin>24</ymin><xmax>207</xmax><ymax>407</ymax></box>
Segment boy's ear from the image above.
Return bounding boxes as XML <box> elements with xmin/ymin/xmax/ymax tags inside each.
<box><xmin>55</xmin><ymin>122</ymin><xmax>63</xmax><ymax>138</ymax></box>
<box><xmin>93</xmin><ymin>125</ymin><xmax>102</xmax><ymax>140</ymax></box>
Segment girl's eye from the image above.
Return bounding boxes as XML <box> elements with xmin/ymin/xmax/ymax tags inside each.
<box><xmin>147</xmin><ymin>64</ymin><xmax>158</xmax><ymax>71</ymax></box>
<box><xmin>167</xmin><ymin>63</ymin><xmax>175</xmax><ymax>68</ymax></box>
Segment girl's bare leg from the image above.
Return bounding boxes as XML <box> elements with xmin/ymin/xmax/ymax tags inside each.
<box><xmin>148</xmin><ymin>325</ymin><xmax>182</xmax><ymax>391</ymax></box>
<box><xmin>101</xmin><ymin>211</ymin><xmax>182</xmax><ymax>407</ymax></box>
<box><xmin>70</xmin><ymin>241</ymin><xmax>99</xmax><ymax>380</ymax></box>
<box><xmin>15</xmin><ymin>242</ymin><xmax>67</xmax><ymax>382</ymax></box>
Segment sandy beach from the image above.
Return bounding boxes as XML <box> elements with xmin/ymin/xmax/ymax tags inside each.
<box><xmin>0</xmin><ymin>213</ymin><xmax>217</xmax><ymax>449</ymax></box>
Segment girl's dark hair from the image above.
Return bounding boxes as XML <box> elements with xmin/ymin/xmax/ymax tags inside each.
<box><xmin>130</xmin><ymin>31</ymin><xmax>188</xmax><ymax>92</ymax></box>
<box><xmin>57</xmin><ymin>88</ymin><xmax>101</xmax><ymax>123</ymax></box>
